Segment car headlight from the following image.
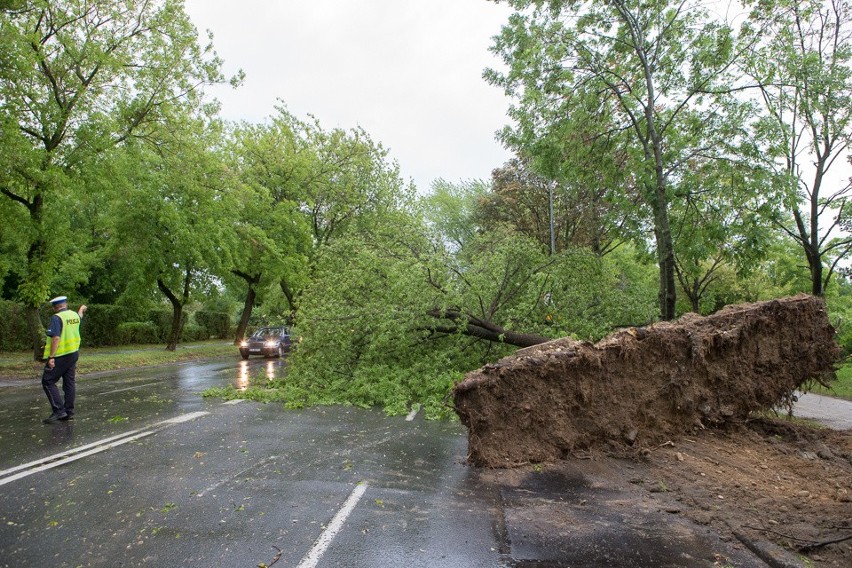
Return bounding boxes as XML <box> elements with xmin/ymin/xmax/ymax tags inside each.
<box><xmin>264</xmin><ymin>340</ymin><xmax>277</xmax><ymax>348</ymax></box>
<box><xmin>240</xmin><ymin>340</ymin><xmax>248</xmax><ymax>347</ymax></box>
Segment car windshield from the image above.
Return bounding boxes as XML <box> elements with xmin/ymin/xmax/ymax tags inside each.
<box><xmin>252</xmin><ymin>328</ymin><xmax>283</xmax><ymax>338</ymax></box>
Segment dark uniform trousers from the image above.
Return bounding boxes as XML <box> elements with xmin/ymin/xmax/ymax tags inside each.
<box><xmin>41</xmin><ymin>351</ymin><xmax>79</xmax><ymax>414</ymax></box>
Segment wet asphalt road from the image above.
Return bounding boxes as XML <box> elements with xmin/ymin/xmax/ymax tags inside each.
<box><xmin>0</xmin><ymin>358</ymin><xmax>506</xmax><ymax>567</ymax></box>
<box><xmin>3</xmin><ymin>357</ymin><xmax>844</xmax><ymax>567</ymax></box>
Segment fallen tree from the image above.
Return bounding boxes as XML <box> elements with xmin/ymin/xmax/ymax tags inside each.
<box><xmin>453</xmin><ymin>294</ymin><xmax>840</xmax><ymax>467</ymax></box>
<box><xmin>426</xmin><ymin>308</ymin><xmax>551</xmax><ymax>347</ymax></box>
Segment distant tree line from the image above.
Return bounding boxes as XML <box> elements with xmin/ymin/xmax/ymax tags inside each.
<box><xmin>2</xmin><ymin>1</ymin><xmax>851</xmax><ymax>417</ymax></box>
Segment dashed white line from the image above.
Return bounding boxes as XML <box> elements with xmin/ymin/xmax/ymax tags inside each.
<box><xmin>0</xmin><ymin>430</ymin><xmax>155</xmax><ymax>487</ymax></box>
<box><xmin>158</xmin><ymin>411</ymin><xmax>209</xmax><ymax>425</ymax></box>
<box><xmin>0</xmin><ymin>411</ymin><xmax>209</xmax><ymax>487</ymax></box>
<box><xmin>98</xmin><ymin>382</ymin><xmax>160</xmax><ymax>395</ymax></box>
<box><xmin>0</xmin><ymin>427</ymin><xmax>150</xmax><ymax>479</ymax></box>
<box><xmin>297</xmin><ymin>482</ymin><xmax>369</xmax><ymax>568</ymax></box>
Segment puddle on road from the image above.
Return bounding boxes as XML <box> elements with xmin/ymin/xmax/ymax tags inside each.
<box><xmin>235</xmin><ymin>359</ymin><xmax>281</xmax><ymax>390</ymax></box>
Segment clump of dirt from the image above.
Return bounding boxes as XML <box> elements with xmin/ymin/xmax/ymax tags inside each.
<box><xmin>453</xmin><ymin>294</ymin><xmax>839</xmax><ymax>468</ymax></box>
<box><xmin>632</xmin><ymin>417</ymin><xmax>852</xmax><ymax>567</ymax></box>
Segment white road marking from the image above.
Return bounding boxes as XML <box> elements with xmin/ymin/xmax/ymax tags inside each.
<box><xmin>0</xmin><ymin>431</ymin><xmax>155</xmax><ymax>487</ymax></box>
<box><xmin>0</xmin><ymin>427</ymin><xmax>150</xmax><ymax>478</ymax></box>
<box><xmin>195</xmin><ymin>454</ymin><xmax>282</xmax><ymax>498</ymax></box>
<box><xmin>0</xmin><ymin>411</ymin><xmax>210</xmax><ymax>487</ymax></box>
<box><xmin>158</xmin><ymin>411</ymin><xmax>209</xmax><ymax>425</ymax></box>
<box><xmin>222</xmin><ymin>399</ymin><xmax>244</xmax><ymax>405</ymax></box>
<box><xmin>98</xmin><ymin>382</ymin><xmax>160</xmax><ymax>395</ymax></box>
<box><xmin>297</xmin><ymin>483</ymin><xmax>369</xmax><ymax>568</ymax></box>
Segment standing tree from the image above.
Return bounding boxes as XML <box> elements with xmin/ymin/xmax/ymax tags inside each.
<box><xmin>0</xmin><ymin>0</ymin><xmax>232</xmax><ymax>357</ymax></box>
<box><xmin>742</xmin><ymin>0</ymin><xmax>852</xmax><ymax>295</ymax></box>
<box><xmin>421</xmin><ymin>178</ymin><xmax>488</xmax><ymax>252</ymax></box>
<box><xmin>488</xmin><ymin>0</ymin><xmax>746</xmax><ymax>320</ymax></box>
<box><xmin>108</xmin><ymin>116</ymin><xmax>235</xmax><ymax>351</ymax></box>
<box><xmin>226</xmin><ymin>113</ymin><xmax>313</xmax><ymax>340</ymax></box>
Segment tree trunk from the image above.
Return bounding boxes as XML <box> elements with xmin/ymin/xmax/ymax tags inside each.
<box><xmin>280</xmin><ymin>278</ymin><xmax>297</xmax><ymax>316</ymax></box>
<box><xmin>232</xmin><ymin>270</ymin><xmax>260</xmax><ymax>344</ymax></box>
<box><xmin>810</xmin><ymin>246</ymin><xmax>823</xmax><ymax>296</ymax></box>
<box><xmin>26</xmin><ymin>305</ymin><xmax>44</xmax><ymax>361</ymax></box>
<box><xmin>427</xmin><ymin>309</ymin><xmax>550</xmax><ymax>348</ymax></box>
<box><xmin>651</xmin><ymin>132</ymin><xmax>676</xmax><ymax>321</ymax></box>
<box><xmin>23</xmin><ymin>195</ymin><xmax>47</xmax><ymax>360</ymax></box>
<box><xmin>157</xmin><ymin>278</ymin><xmax>183</xmax><ymax>352</ymax></box>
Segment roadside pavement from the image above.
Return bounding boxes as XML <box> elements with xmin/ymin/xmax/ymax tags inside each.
<box><xmin>792</xmin><ymin>392</ymin><xmax>852</xmax><ymax>429</ymax></box>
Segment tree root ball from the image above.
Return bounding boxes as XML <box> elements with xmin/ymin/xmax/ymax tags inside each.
<box><xmin>453</xmin><ymin>294</ymin><xmax>840</xmax><ymax>468</ymax></box>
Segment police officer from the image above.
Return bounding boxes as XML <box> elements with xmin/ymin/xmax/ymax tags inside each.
<box><xmin>41</xmin><ymin>296</ymin><xmax>87</xmax><ymax>424</ymax></box>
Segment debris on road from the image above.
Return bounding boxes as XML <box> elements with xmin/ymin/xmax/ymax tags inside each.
<box><xmin>454</xmin><ymin>294</ymin><xmax>839</xmax><ymax>468</ymax></box>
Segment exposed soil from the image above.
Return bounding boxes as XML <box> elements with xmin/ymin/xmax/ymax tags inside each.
<box><xmin>454</xmin><ymin>295</ymin><xmax>850</xmax><ymax>565</ymax></box>
<box><xmin>628</xmin><ymin>417</ymin><xmax>852</xmax><ymax>567</ymax></box>
<box><xmin>483</xmin><ymin>417</ymin><xmax>852</xmax><ymax>567</ymax></box>
<box><xmin>454</xmin><ymin>294</ymin><xmax>839</xmax><ymax>466</ymax></box>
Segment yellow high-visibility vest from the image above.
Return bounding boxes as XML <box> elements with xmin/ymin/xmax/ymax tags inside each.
<box><xmin>43</xmin><ymin>309</ymin><xmax>81</xmax><ymax>358</ymax></box>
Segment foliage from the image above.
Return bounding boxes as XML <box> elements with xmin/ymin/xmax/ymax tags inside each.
<box><xmin>421</xmin><ymin>178</ymin><xmax>488</xmax><ymax>251</ymax></box>
<box><xmin>78</xmin><ymin>304</ymin><xmax>131</xmax><ymax>347</ymax></box>
<box><xmin>116</xmin><ymin>322</ymin><xmax>161</xmax><ymax>345</ymax></box>
<box><xmin>284</xmin><ymin>218</ymin><xmax>466</xmax><ymax>418</ymax></box>
<box><xmin>825</xmin><ymin>279</ymin><xmax>852</xmax><ymax>356</ymax></box>
<box><xmin>103</xmin><ymin>113</ymin><xmax>237</xmax><ymax>349</ymax></box>
<box><xmin>0</xmin><ymin>0</ymin><xmax>232</xmax><ymax>317</ymax></box>
<box><xmin>225</xmin><ymin>110</ymin><xmax>313</xmax><ymax>328</ymax></box>
<box><xmin>488</xmin><ymin>0</ymin><xmax>762</xmax><ymax>320</ymax></box>
<box><xmin>809</xmin><ymin>362</ymin><xmax>852</xmax><ymax>400</ymax></box>
<box><xmin>0</xmin><ymin>300</ymin><xmax>30</xmax><ymax>351</ymax></box>
<box><xmin>281</xmin><ymin>212</ymin><xmax>659</xmax><ymax>417</ymax></box>
<box><xmin>0</xmin><ymin>340</ymin><xmax>235</xmax><ymax>378</ymax></box>
<box><xmin>194</xmin><ymin>310</ymin><xmax>233</xmax><ymax>340</ymax></box>
<box><xmin>671</xmin><ymin>157</ymin><xmax>781</xmax><ymax>313</ymax></box>
<box><xmin>181</xmin><ymin>323</ymin><xmax>208</xmax><ymax>342</ymax></box>
<box><xmin>741</xmin><ymin>0</ymin><xmax>852</xmax><ymax>295</ymax></box>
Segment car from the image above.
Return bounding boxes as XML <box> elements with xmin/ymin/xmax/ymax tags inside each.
<box><xmin>239</xmin><ymin>326</ymin><xmax>292</xmax><ymax>359</ymax></box>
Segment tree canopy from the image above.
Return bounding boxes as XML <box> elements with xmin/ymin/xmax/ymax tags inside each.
<box><xmin>1</xmin><ymin>0</ymin><xmax>850</xmax><ymax>416</ymax></box>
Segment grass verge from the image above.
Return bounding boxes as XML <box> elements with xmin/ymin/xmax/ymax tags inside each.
<box><xmin>804</xmin><ymin>361</ymin><xmax>852</xmax><ymax>401</ymax></box>
<box><xmin>0</xmin><ymin>340</ymin><xmax>237</xmax><ymax>380</ymax></box>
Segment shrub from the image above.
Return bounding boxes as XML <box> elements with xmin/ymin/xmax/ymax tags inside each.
<box><xmin>194</xmin><ymin>310</ymin><xmax>233</xmax><ymax>339</ymax></box>
<box><xmin>80</xmin><ymin>304</ymin><xmax>130</xmax><ymax>347</ymax></box>
<box><xmin>0</xmin><ymin>300</ymin><xmax>32</xmax><ymax>351</ymax></box>
<box><xmin>180</xmin><ymin>323</ymin><xmax>208</xmax><ymax>342</ymax></box>
<box><xmin>116</xmin><ymin>321</ymin><xmax>160</xmax><ymax>345</ymax></box>
<box><xmin>149</xmin><ymin>308</ymin><xmax>182</xmax><ymax>342</ymax></box>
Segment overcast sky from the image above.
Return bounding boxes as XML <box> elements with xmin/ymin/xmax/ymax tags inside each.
<box><xmin>182</xmin><ymin>0</ymin><xmax>515</xmax><ymax>193</ymax></box>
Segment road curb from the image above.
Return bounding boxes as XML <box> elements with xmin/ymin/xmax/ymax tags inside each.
<box><xmin>733</xmin><ymin>531</ymin><xmax>807</xmax><ymax>568</ymax></box>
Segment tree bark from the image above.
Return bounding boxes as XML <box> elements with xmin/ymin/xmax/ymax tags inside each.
<box><xmin>157</xmin><ymin>277</ymin><xmax>185</xmax><ymax>352</ymax></box>
<box><xmin>280</xmin><ymin>278</ymin><xmax>297</xmax><ymax>316</ymax></box>
<box><xmin>23</xmin><ymin>193</ymin><xmax>46</xmax><ymax>360</ymax></box>
<box><xmin>427</xmin><ymin>309</ymin><xmax>550</xmax><ymax>348</ymax></box>
<box><xmin>26</xmin><ymin>305</ymin><xmax>44</xmax><ymax>361</ymax></box>
<box><xmin>233</xmin><ymin>270</ymin><xmax>260</xmax><ymax>344</ymax></box>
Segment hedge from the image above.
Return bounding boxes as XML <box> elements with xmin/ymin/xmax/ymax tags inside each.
<box><xmin>0</xmin><ymin>300</ymin><xmax>32</xmax><ymax>352</ymax></box>
<box><xmin>194</xmin><ymin>309</ymin><xmax>233</xmax><ymax>339</ymax></box>
<box><xmin>116</xmin><ymin>321</ymin><xmax>160</xmax><ymax>345</ymax></box>
<box><xmin>81</xmin><ymin>304</ymin><xmax>130</xmax><ymax>347</ymax></box>
<box><xmin>0</xmin><ymin>301</ymin><xmax>235</xmax><ymax>352</ymax></box>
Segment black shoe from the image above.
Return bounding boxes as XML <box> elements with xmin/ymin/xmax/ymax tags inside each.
<box><xmin>43</xmin><ymin>411</ymin><xmax>68</xmax><ymax>424</ymax></box>
<box><xmin>59</xmin><ymin>412</ymin><xmax>74</xmax><ymax>421</ymax></box>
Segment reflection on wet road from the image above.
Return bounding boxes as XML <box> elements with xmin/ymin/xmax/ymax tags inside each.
<box><xmin>0</xmin><ymin>357</ymin><xmax>504</xmax><ymax>568</ymax></box>
<box><xmin>235</xmin><ymin>359</ymin><xmax>279</xmax><ymax>390</ymax></box>
<box><xmin>0</xmin><ymin>357</ymin><xmax>286</xmax><ymax>470</ymax></box>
